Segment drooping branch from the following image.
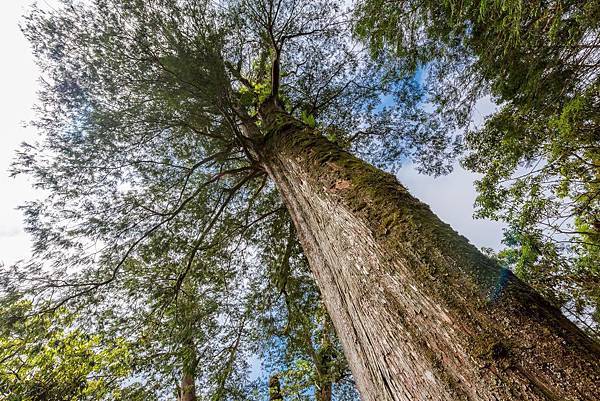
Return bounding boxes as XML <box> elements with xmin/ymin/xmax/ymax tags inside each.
<box><xmin>210</xmin><ymin>315</ymin><xmax>246</xmax><ymax>401</ymax></box>
<box><xmin>172</xmin><ymin>171</ymin><xmax>260</xmax><ymax>299</ymax></box>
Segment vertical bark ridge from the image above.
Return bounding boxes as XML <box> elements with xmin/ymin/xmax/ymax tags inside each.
<box><xmin>259</xmin><ymin>124</ymin><xmax>600</xmax><ymax>401</ymax></box>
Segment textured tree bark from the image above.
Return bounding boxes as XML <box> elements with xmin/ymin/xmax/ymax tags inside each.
<box><xmin>257</xmin><ymin>112</ymin><xmax>600</xmax><ymax>401</ymax></box>
<box><xmin>177</xmin><ymin>339</ymin><xmax>198</xmax><ymax>401</ymax></box>
<box><xmin>177</xmin><ymin>373</ymin><xmax>197</xmax><ymax>401</ymax></box>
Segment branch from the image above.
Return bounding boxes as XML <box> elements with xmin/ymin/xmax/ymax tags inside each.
<box><xmin>224</xmin><ymin>61</ymin><xmax>253</xmax><ymax>89</ymax></box>
<box><xmin>172</xmin><ymin>171</ymin><xmax>260</xmax><ymax>299</ymax></box>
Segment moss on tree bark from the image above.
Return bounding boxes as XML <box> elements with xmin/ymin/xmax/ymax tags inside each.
<box><xmin>257</xmin><ymin>111</ymin><xmax>600</xmax><ymax>401</ymax></box>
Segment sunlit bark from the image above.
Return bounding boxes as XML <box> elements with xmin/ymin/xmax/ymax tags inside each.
<box><xmin>256</xmin><ymin>104</ymin><xmax>600</xmax><ymax>401</ymax></box>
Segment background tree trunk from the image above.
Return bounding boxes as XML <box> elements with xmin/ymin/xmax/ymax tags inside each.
<box><xmin>259</xmin><ymin>118</ymin><xmax>600</xmax><ymax>401</ymax></box>
<box><xmin>177</xmin><ymin>372</ymin><xmax>197</xmax><ymax>401</ymax></box>
<box><xmin>177</xmin><ymin>339</ymin><xmax>198</xmax><ymax>401</ymax></box>
<box><xmin>316</xmin><ymin>320</ymin><xmax>333</xmax><ymax>401</ymax></box>
<box><xmin>269</xmin><ymin>374</ymin><xmax>284</xmax><ymax>401</ymax></box>
<box><xmin>316</xmin><ymin>381</ymin><xmax>332</xmax><ymax>401</ymax></box>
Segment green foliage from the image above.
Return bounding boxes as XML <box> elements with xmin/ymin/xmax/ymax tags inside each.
<box><xmin>465</xmin><ymin>82</ymin><xmax>600</xmax><ymax>335</ymax></box>
<box><xmin>300</xmin><ymin>111</ymin><xmax>316</xmax><ymax>129</ymax></box>
<box><xmin>0</xmin><ymin>299</ymin><xmax>135</xmax><ymax>401</ymax></box>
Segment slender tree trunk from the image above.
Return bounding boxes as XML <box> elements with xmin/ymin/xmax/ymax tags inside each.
<box><xmin>269</xmin><ymin>374</ymin><xmax>284</xmax><ymax>401</ymax></box>
<box><xmin>177</xmin><ymin>339</ymin><xmax>198</xmax><ymax>401</ymax></box>
<box><xmin>256</xmin><ymin>105</ymin><xmax>600</xmax><ymax>401</ymax></box>
<box><xmin>316</xmin><ymin>379</ymin><xmax>332</xmax><ymax>401</ymax></box>
<box><xmin>178</xmin><ymin>372</ymin><xmax>197</xmax><ymax>401</ymax></box>
<box><xmin>316</xmin><ymin>319</ymin><xmax>333</xmax><ymax>401</ymax></box>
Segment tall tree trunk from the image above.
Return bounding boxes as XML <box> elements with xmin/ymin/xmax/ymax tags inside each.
<box><xmin>177</xmin><ymin>339</ymin><xmax>198</xmax><ymax>401</ymax></box>
<box><xmin>256</xmin><ymin>107</ymin><xmax>600</xmax><ymax>401</ymax></box>
<box><xmin>178</xmin><ymin>372</ymin><xmax>197</xmax><ymax>401</ymax></box>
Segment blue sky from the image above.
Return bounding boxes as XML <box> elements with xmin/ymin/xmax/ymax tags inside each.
<box><xmin>0</xmin><ymin>0</ymin><xmax>505</xmax><ymax>268</ymax></box>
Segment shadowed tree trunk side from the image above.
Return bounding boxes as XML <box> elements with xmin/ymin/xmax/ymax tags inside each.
<box><xmin>255</xmin><ymin>104</ymin><xmax>600</xmax><ymax>401</ymax></box>
<box><xmin>269</xmin><ymin>374</ymin><xmax>284</xmax><ymax>401</ymax></box>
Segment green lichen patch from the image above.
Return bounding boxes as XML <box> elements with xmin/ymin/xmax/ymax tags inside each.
<box><xmin>265</xmin><ymin>125</ymin><xmax>505</xmax><ymax>299</ymax></box>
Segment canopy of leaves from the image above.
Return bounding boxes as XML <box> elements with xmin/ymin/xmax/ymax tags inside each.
<box><xmin>0</xmin><ymin>298</ymin><xmax>143</xmax><ymax>401</ymax></box>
